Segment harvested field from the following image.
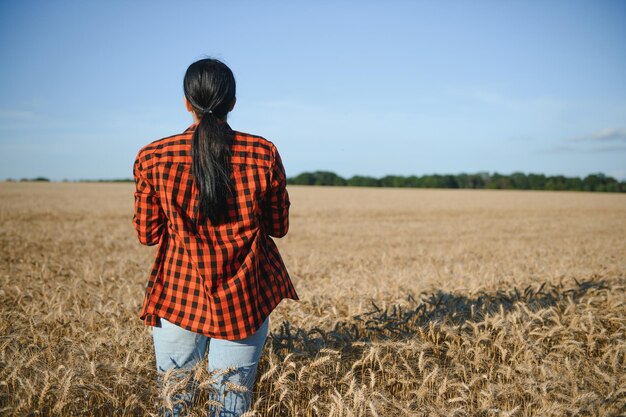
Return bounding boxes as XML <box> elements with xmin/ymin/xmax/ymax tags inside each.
<box><xmin>1</xmin><ymin>182</ymin><xmax>625</xmax><ymax>416</ymax></box>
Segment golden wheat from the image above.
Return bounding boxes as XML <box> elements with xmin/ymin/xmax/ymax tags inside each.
<box><xmin>0</xmin><ymin>182</ymin><xmax>625</xmax><ymax>416</ymax></box>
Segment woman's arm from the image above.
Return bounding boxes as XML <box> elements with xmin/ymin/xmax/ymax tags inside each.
<box><xmin>262</xmin><ymin>146</ymin><xmax>290</xmax><ymax>238</ymax></box>
<box><xmin>132</xmin><ymin>154</ymin><xmax>165</xmax><ymax>246</ymax></box>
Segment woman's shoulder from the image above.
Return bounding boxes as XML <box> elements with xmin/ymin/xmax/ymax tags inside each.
<box><xmin>231</xmin><ymin>129</ymin><xmax>280</xmax><ymax>163</ymax></box>
<box><xmin>232</xmin><ymin>129</ymin><xmax>276</xmax><ymax>150</ymax></box>
<box><xmin>134</xmin><ymin>126</ymin><xmax>195</xmax><ymax>165</ymax></box>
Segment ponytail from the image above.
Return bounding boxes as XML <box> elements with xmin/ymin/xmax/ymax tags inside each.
<box><xmin>183</xmin><ymin>58</ymin><xmax>236</xmax><ymax>226</ymax></box>
<box><xmin>191</xmin><ymin>111</ymin><xmax>233</xmax><ymax>225</ymax></box>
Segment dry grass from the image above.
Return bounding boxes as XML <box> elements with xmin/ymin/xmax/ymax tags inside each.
<box><xmin>1</xmin><ymin>182</ymin><xmax>624</xmax><ymax>416</ymax></box>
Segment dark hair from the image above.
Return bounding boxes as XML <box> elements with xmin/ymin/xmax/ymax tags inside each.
<box><xmin>183</xmin><ymin>58</ymin><xmax>236</xmax><ymax>226</ymax></box>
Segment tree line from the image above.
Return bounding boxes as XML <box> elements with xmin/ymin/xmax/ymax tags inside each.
<box><xmin>6</xmin><ymin>172</ymin><xmax>625</xmax><ymax>192</ymax></box>
<box><xmin>287</xmin><ymin>171</ymin><xmax>626</xmax><ymax>193</ymax></box>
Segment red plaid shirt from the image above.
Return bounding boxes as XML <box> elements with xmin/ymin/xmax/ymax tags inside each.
<box><xmin>132</xmin><ymin>121</ymin><xmax>299</xmax><ymax>340</ymax></box>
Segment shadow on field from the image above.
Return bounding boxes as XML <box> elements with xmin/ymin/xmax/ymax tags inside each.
<box><xmin>268</xmin><ymin>278</ymin><xmax>609</xmax><ymax>360</ymax></box>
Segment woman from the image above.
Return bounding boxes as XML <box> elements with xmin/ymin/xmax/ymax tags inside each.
<box><xmin>132</xmin><ymin>58</ymin><xmax>299</xmax><ymax>416</ymax></box>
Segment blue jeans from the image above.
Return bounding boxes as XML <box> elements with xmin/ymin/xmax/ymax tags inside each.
<box><xmin>152</xmin><ymin>316</ymin><xmax>269</xmax><ymax>417</ymax></box>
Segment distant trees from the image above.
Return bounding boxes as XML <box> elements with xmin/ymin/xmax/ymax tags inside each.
<box><xmin>287</xmin><ymin>171</ymin><xmax>626</xmax><ymax>193</ymax></box>
<box><xmin>4</xmin><ymin>172</ymin><xmax>624</xmax><ymax>192</ymax></box>
<box><xmin>289</xmin><ymin>171</ymin><xmax>346</xmax><ymax>186</ymax></box>
<box><xmin>12</xmin><ymin>177</ymin><xmax>51</xmax><ymax>182</ymax></box>
<box><xmin>347</xmin><ymin>175</ymin><xmax>380</xmax><ymax>187</ymax></box>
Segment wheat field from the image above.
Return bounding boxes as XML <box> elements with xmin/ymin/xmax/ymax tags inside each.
<box><xmin>1</xmin><ymin>182</ymin><xmax>625</xmax><ymax>416</ymax></box>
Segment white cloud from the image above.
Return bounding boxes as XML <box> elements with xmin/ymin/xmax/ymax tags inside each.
<box><xmin>568</xmin><ymin>128</ymin><xmax>626</xmax><ymax>143</ymax></box>
<box><xmin>541</xmin><ymin>127</ymin><xmax>626</xmax><ymax>154</ymax></box>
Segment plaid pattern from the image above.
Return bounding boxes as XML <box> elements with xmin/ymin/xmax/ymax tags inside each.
<box><xmin>133</xmin><ymin>121</ymin><xmax>299</xmax><ymax>340</ymax></box>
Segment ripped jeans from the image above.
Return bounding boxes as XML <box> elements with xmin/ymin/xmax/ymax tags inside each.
<box><xmin>152</xmin><ymin>316</ymin><xmax>269</xmax><ymax>417</ymax></box>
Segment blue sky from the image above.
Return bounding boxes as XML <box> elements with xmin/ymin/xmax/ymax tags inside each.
<box><xmin>1</xmin><ymin>0</ymin><xmax>625</xmax><ymax>181</ymax></box>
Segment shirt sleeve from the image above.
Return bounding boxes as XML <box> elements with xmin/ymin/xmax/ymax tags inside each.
<box><xmin>132</xmin><ymin>154</ymin><xmax>165</xmax><ymax>246</ymax></box>
<box><xmin>262</xmin><ymin>146</ymin><xmax>290</xmax><ymax>238</ymax></box>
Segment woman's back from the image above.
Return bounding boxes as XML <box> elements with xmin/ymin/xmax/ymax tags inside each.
<box><xmin>133</xmin><ymin>121</ymin><xmax>299</xmax><ymax>340</ymax></box>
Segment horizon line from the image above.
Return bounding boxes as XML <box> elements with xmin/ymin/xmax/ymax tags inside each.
<box><xmin>3</xmin><ymin>169</ymin><xmax>626</xmax><ymax>183</ymax></box>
